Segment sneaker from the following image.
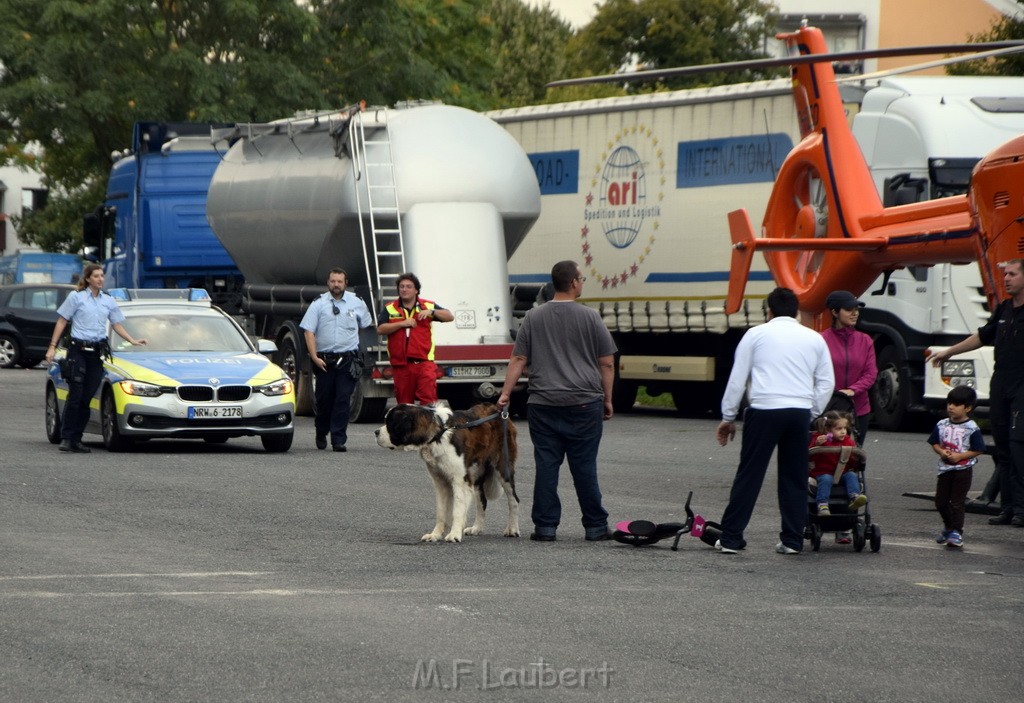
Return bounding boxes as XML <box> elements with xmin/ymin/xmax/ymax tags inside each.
<box><xmin>714</xmin><ymin>539</ymin><xmax>738</xmax><ymax>554</ymax></box>
<box><xmin>775</xmin><ymin>542</ymin><xmax>800</xmax><ymax>555</ymax></box>
<box><xmin>817</xmin><ymin>504</ymin><xmax>830</xmax><ymax>516</ymax></box>
<box><xmin>946</xmin><ymin>530</ymin><xmax>963</xmax><ymax>548</ymax></box>
<box><xmin>834</xmin><ymin>532</ymin><xmax>852</xmax><ymax>544</ymax></box>
<box><xmin>935</xmin><ymin>529</ymin><xmax>951</xmax><ymax>544</ymax></box>
<box><xmin>848</xmin><ymin>494</ymin><xmax>868</xmax><ymax>510</ymax></box>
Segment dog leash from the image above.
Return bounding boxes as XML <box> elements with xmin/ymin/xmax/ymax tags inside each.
<box><xmin>432</xmin><ymin>409</ymin><xmax>513</xmax><ymax>483</ymax></box>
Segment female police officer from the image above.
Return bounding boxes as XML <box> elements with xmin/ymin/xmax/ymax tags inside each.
<box><xmin>43</xmin><ymin>264</ymin><xmax>147</xmax><ymax>452</ymax></box>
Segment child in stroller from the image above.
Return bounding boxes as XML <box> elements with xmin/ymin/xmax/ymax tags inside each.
<box><xmin>806</xmin><ymin>410</ymin><xmax>881</xmax><ymax>551</ymax></box>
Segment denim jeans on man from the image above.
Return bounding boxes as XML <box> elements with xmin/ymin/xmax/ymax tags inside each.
<box><xmin>528</xmin><ymin>399</ymin><xmax>609</xmax><ymax>539</ymax></box>
<box><xmin>61</xmin><ymin>347</ymin><xmax>106</xmax><ymax>442</ymax></box>
<box><xmin>814</xmin><ymin>470</ymin><xmax>861</xmax><ymax>506</ymax></box>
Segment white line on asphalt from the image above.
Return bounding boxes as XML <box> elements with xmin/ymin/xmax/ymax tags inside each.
<box><xmin>0</xmin><ymin>571</ymin><xmax>274</xmax><ymax>581</ymax></box>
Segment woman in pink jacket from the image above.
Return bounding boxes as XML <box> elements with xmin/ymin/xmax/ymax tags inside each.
<box><xmin>822</xmin><ymin>290</ymin><xmax>878</xmax><ymax>446</ymax></box>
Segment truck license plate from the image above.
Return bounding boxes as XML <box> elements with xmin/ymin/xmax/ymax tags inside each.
<box><xmin>188</xmin><ymin>406</ymin><xmax>242</xmax><ymax>419</ymax></box>
<box><xmin>448</xmin><ymin>366</ymin><xmax>493</xmax><ymax>378</ymax></box>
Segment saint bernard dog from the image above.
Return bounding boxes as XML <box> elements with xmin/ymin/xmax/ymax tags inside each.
<box><xmin>375</xmin><ymin>403</ymin><xmax>520</xmax><ymax>543</ymax></box>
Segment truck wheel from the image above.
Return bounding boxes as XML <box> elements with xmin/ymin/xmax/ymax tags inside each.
<box><xmin>871</xmin><ymin>346</ymin><xmax>908</xmax><ymax>431</ymax></box>
<box><xmin>0</xmin><ymin>333</ymin><xmax>21</xmax><ymax>368</ymax></box>
<box><xmin>279</xmin><ymin>331</ymin><xmax>314</xmax><ymax>416</ymax></box>
<box><xmin>612</xmin><ymin>376</ymin><xmax>638</xmax><ymax>414</ymax></box>
<box><xmin>350</xmin><ymin>380</ymin><xmax>387</xmax><ymax>423</ymax></box>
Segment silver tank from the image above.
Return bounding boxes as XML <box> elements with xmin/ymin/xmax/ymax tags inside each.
<box><xmin>206</xmin><ymin>103</ymin><xmax>541</xmax><ymax>287</ymax></box>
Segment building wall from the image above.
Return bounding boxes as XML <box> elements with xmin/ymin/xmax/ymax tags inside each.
<box><xmin>878</xmin><ymin>0</ymin><xmax>1015</xmax><ymax>73</ymax></box>
<box><xmin>0</xmin><ymin>165</ymin><xmax>46</xmax><ymax>255</ymax></box>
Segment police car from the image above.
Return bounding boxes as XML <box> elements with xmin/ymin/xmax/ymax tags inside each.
<box><xmin>45</xmin><ymin>289</ymin><xmax>295</xmax><ymax>452</ymax></box>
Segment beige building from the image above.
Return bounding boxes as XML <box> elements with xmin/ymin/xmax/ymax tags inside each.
<box><xmin>774</xmin><ymin>0</ymin><xmax>1021</xmax><ymax>73</ymax></box>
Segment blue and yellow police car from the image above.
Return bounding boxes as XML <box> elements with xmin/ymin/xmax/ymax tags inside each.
<box><xmin>45</xmin><ymin>289</ymin><xmax>295</xmax><ymax>452</ymax></box>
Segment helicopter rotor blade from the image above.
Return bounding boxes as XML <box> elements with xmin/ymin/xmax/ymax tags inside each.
<box><xmin>546</xmin><ymin>41</ymin><xmax>1024</xmax><ymax>88</ymax></box>
<box><xmin>834</xmin><ymin>45</ymin><xmax>1024</xmax><ymax>83</ymax></box>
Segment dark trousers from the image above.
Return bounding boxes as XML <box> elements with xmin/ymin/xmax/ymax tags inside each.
<box><xmin>720</xmin><ymin>407</ymin><xmax>811</xmax><ymax>551</ymax></box>
<box><xmin>528</xmin><ymin>399</ymin><xmax>609</xmax><ymax>538</ymax></box>
<box><xmin>935</xmin><ymin>467</ymin><xmax>973</xmax><ymax>533</ymax></box>
<box><xmin>989</xmin><ymin>381</ymin><xmax>1024</xmax><ymax>517</ymax></box>
<box><xmin>61</xmin><ymin>348</ymin><xmax>105</xmax><ymax>442</ymax></box>
<box><xmin>312</xmin><ymin>359</ymin><xmax>356</xmax><ymax>447</ymax></box>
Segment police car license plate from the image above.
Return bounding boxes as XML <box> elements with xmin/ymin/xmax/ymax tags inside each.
<box><xmin>189</xmin><ymin>406</ymin><xmax>242</xmax><ymax>419</ymax></box>
<box><xmin>448</xmin><ymin>366</ymin><xmax>493</xmax><ymax>378</ymax></box>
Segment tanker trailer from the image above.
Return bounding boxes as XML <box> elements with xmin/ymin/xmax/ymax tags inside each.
<box><xmin>206</xmin><ymin>102</ymin><xmax>541</xmax><ymax>419</ymax></box>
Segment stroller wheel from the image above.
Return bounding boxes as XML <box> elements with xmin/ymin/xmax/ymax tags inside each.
<box><xmin>810</xmin><ymin>524</ymin><xmax>822</xmax><ymax>552</ymax></box>
<box><xmin>853</xmin><ymin>522</ymin><xmax>867</xmax><ymax>552</ymax></box>
<box><xmin>869</xmin><ymin>524</ymin><xmax>882</xmax><ymax>552</ymax></box>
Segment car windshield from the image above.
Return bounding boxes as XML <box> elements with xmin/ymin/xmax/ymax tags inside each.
<box><xmin>115</xmin><ymin>313</ymin><xmax>252</xmax><ymax>353</ymax></box>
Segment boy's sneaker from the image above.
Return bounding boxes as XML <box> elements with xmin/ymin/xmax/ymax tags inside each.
<box><xmin>817</xmin><ymin>504</ymin><xmax>830</xmax><ymax>516</ymax></box>
<box><xmin>835</xmin><ymin>532</ymin><xmax>852</xmax><ymax>544</ymax></box>
<box><xmin>946</xmin><ymin>530</ymin><xmax>963</xmax><ymax>548</ymax></box>
<box><xmin>775</xmin><ymin>542</ymin><xmax>800</xmax><ymax>555</ymax></box>
<box><xmin>935</xmin><ymin>529</ymin><xmax>951</xmax><ymax>544</ymax></box>
<box><xmin>848</xmin><ymin>494</ymin><xmax>868</xmax><ymax>510</ymax></box>
<box><xmin>714</xmin><ymin>539</ymin><xmax>738</xmax><ymax>554</ymax></box>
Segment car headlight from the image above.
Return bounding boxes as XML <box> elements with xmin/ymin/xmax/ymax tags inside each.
<box><xmin>256</xmin><ymin>378</ymin><xmax>293</xmax><ymax>396</ymax></box>
<box><xmin>116</xmin><ymin>380</ymin><xmax>164</xmax><ymax>397</ymax></box>
<box><xmin>941</xmin><ymin>360</ymin><xmax>975</xmax><ymax>377</ymax></box>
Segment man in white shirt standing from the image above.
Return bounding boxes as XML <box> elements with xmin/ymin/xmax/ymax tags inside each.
<box><xmin>714</xmin><ymin>287</ymin><xmax>835</xmax><ymax>555</ymax></box>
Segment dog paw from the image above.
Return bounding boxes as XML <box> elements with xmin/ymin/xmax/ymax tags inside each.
<box><xmin>463</xmin><ymin>525</ymin><xmax>483</xmax><ymax>536</ymax></box>
<box><xmin>444</xmin><ymin>532</ymin><xmax>464</xmax><ymax>543</ymax></box>
<box><xmin>503</xmin><ymin>527</ymin><xmax>521</xmax><ymax>537</ymax></box>
<box><xmin>421</xmin><ymin>532</ymin><xmax>443</xmax><ymax>542</ymax></box>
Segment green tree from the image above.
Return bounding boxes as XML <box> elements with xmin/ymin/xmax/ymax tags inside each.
<box><xmin>948</xmin><ymin>2</ymin><xmax>1024</xmax><ymax>76</ymax></box>
<box><xmin>486</xmin><ymin>0</ymin><xmax>574</xmax><ymax>107</ymax></box>
<box><xmin>0</xmin><ymin>0</ymin><xmax>324</xmax><ymax>251</ymax></box>
<box><xmin>564</xmin><ymin>0</ymin><xmax>778</xmax><ymax>92</ymax></box>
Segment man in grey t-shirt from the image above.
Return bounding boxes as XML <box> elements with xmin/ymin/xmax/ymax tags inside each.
<box><xmin>498</xmin><ymin>260</ymin><xmax>617</xmax><ymax>542</ymax></box>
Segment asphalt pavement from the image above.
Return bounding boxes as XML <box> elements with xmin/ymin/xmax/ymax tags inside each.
<box><xmin>1</xmin><ymin>367</ymin><xmax>1021</xmax><ymax>702</ymax></box>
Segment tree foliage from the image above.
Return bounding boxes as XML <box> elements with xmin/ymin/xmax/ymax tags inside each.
<box><xmin>948</xmin><ymin>2</ymin><xmax>1024</xmax><ymax>76</ymax></box>
<box><xmin>0</xmin><ymin>0</ymin><xmax>781</xmax><ymax>252</ymax></box>
<box><xmin>564</xmin><ymin>0</ymin><xmax>778</xmax><ymax>91</ymax></box>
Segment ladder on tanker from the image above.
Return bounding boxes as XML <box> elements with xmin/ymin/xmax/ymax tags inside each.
<box><xmin>349</xmin><ymin>109</ymin><xmax>405</xmax><ymax>317</ymax></box>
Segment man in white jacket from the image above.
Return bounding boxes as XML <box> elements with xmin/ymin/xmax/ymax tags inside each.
<box><xmin>714</xmin><ymin>287</ymin><xmax>834</xmax><ymax>555</ymax></box>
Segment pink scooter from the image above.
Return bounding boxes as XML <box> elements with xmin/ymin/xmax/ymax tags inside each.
<box><xmin>612</xmin><ymin>492</ymin><xmax>722</xmax><ymax>550</ymax></box>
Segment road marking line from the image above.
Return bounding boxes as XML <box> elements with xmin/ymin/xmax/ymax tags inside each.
<box><xmin>0</xmin><ymin>571</ymin><xmax>274</xmax><ymax>581</ymax></box>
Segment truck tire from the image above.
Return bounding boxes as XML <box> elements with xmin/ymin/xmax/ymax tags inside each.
<box><xmin>612</xmin><ymin>376</ymin><xmax>638</xmax><ymax>414</ymax></box>
<box><xmin>871</xmin><ymin>345</ymin><xmax>909</xmax><ymax>431</ymax></box>
<box><xmin>278</xmin><ymin>330</ymin><xmax>314</xmax><ymax>416</ymax></box>
<box><xmin>350</xmin><ymin>380</ymin><xmax>387</xmax><ymax>423</ymax></box>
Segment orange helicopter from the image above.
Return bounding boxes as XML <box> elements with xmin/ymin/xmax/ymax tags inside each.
<box><xmin>724</xmin><ymin>24</ymin><xmax>1024</xmax><ymax>330</ymax></box>
<box><xmin>549</xmin><ymin>24</ymin><xmax>1024</xmax><ymax>331</ymax></box>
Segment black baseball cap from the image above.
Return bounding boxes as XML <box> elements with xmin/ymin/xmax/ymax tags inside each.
<box><xmin>825</xmin><ymin>290</ymin><xmax>865</xmax><ymax>310</ymax></box>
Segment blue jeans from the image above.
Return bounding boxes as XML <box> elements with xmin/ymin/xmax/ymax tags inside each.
<box><xmin>814</xmin><ymin>471</ymin><xmax>861</xmax><ymax>505</ymax></box>
<box><xmin>61</xmin><ymin>348</ymin><xmax>105</xmax><ymax>442</ymax></box>
<box><xmin>312</xmin><ymin>359</ymin><xmax>356</xmax><ymax>447</ymax></box>
<box><xmin>528</xmin><ymin>399</ymin><xmax>608</xmax><ymax>538</ymax></box>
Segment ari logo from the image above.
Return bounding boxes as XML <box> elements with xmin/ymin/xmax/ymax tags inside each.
<box><xmin>581</xmin><ymin>125</ymin><xmax>664</xmax><ymax>289</ymax></box>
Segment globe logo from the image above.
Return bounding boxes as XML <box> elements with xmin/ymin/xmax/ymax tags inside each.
<box><xmin>599</xmin><ymin>145</ymin><xmax>647</xmax><ymax>249</ymax></box>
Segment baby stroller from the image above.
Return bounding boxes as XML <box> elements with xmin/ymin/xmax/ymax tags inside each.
<box><xmin>805</xmin><ymin>442</ymin><xmax>881</xmax><ymax>552</ymax></box>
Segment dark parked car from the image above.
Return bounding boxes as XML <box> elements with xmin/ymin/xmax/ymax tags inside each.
<box><xmin>0</xmin><ymin>283</ymin><xmax>75</xmax><ymax>368</ymax></box>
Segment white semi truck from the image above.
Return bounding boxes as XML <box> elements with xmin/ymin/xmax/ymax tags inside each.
<box><xmin>490</xmin><ymin>75</ymin><xmax>1024</xmax><ymax>428</ymax></box>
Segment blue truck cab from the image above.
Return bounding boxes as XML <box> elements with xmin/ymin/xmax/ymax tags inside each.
<box><xmin>0</xmin><ymin>251</ymin><xmax>82</xmax><ymax>285</ymax></box>
<box><xmin>83</xmin><ymin>122</ymin><xmax>244</xmax><ymax>311</ymax></box>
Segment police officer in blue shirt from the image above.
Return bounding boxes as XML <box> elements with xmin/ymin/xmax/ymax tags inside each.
<box><xmin>44</xmin><ymin>264</ymin><xmax>147</xmax><ymax>453</ymax></box>
<box><xmin>301</xmin><ymin>268</ymin><xmax>373</xmax><ymax>451</ymax></box>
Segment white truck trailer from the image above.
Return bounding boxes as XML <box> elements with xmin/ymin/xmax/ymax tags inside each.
<box><xmin>491</xmin><ymin>75</ymin><xmax>1024</xmax><ymax>427</ymax></box>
